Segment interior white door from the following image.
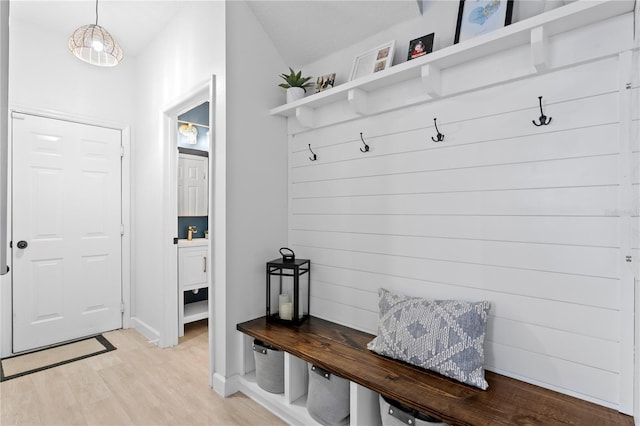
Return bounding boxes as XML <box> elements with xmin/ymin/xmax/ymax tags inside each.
<box><xmin>177</xmin><ymin>153</ymin><xmax>208</xmax><ymax>216</ymax></box>
<box><xmin>12</xmin><ymin>113</ymin><xmax>122</xmax><ymax>353</ymax></box>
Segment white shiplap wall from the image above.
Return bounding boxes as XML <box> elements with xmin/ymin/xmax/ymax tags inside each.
<box><xmin>288</xmin><ymin>14</ymin><xmax>636</xmax><ymax>413</ymax></box>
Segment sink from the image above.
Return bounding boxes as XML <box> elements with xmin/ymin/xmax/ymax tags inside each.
<box><xmin>177</xmin><ymin>238</ymin><xmax>208</xmax><ymax>247</ymax></box>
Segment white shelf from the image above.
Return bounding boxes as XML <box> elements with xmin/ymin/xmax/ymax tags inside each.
<box><xmin>184</xmin><ymin>300</ymin><xmax>208</xmax><ymax>323</ymax></box>
<box><xmin>237</xmin><ymin>372</ymin><xmax>321</xmax><ymax>426</ymax></box>
<box><xmin>269</xmin><ymin>0</ymin><xmax>633</xmax><ymax>125</ymax></box>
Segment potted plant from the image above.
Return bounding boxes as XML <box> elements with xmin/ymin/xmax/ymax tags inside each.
<box><xmin>279</xmin><ymin>67</ymin><xmax>313</xmax><ymax>103</ymax></box>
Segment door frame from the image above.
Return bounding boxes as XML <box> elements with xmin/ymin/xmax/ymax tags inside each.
<box><xmin>0</xmin><ymin>106</ymin><xmax>131</xmax><ymax>358</ymax></box>
<box><xmin>159</xmin><ymin>77</ymin><xmax>214</xmax><ymax>350</ymax></box>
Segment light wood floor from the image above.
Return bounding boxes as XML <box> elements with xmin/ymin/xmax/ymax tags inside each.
<box><xmin>0</xmin><ymin>321</ymin><xmax>286</xmax><ymax>426</ymax></box>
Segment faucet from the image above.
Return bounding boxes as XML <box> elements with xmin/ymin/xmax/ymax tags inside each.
<box><xmin>187</xmin><ymin>225</ymin><xmax>197</xmax><ymax>241</ymax></box>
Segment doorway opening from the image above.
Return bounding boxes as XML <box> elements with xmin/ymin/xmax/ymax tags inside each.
<box><xmin>177</xmin><ymin>101</ymin><xmax>210</xmax><ymax>338</ymax></box>
<box><xmin>160</xmin><ymin>78</ymin><xmax>215</xmax><ymax>385</ymax></box>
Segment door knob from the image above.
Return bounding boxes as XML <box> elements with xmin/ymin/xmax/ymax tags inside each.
<box><xmin>16</xmin><ymin>240</ymin><xmax>28</xmax><ymax>249</ymax></box>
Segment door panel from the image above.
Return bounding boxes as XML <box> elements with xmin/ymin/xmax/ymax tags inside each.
<box><xmin>12</xmin><ymin>113</ymin><xmax>122</xmax><ymax>352</ymax></box>
<box><xmin>178</xmin><ymin>153</ymin><xmax>208</xmax><ymax>216</ymax></box>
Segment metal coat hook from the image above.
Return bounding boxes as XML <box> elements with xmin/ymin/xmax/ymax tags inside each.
<box><xmin>308</xmin><ymin>144</ymin><xmax>317</xmax><ymax>161</ymax></box>
<box><xmin>431</xmin><ymin>118</ymin><xmax>445</xmax><ymax>142</ymax></box>
<box><xmin>532</xmin><ymin>96</ymin><xmax>552</xmax><ymax>126</ymax></box>
<box><xmin>360</xmin><ymin>132</ymin><xmax>370</xmax><ymax>152</ymax></box>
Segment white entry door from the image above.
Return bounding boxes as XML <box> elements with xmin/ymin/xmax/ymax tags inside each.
<box><xmin>12</xmin><ymin>113</ymin><xmax>122</xmax><ymax>353</ymax></box>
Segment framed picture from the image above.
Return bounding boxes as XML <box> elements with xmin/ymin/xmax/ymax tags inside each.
<box><xmin>316</xmin><ymin>73</ymin><xmax>336</xmax><ymax>93</ymax></box>
<box><xmin>407</xmin><ymin>33</ymin><xmax>434</xmax><ymax>61</ymax></box>
<box><xmin>454</xmin><ymin>0</ymin><xmax>514</xmax><ymax>44</ymax></box>
<box><xmin>348</xmin><ymin>41</ymin><xmax>395</xmax><ymax>81</ymax></box>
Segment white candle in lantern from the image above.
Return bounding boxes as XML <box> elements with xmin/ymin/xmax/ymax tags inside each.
<box><xmin>278</xmin><ymin>294</ymin><xmax>290</xmax><ymax>317</ymax></box>
<box><xmin>280</xmin><ymin>302</ymin><xmax>293</xmax><ymax>320</ymax></box>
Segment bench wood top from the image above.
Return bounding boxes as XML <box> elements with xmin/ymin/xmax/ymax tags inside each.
<box><xmin>237</xmin><ymin>316</ymin><xmax>633</xmax><ymax>426</ymax></box>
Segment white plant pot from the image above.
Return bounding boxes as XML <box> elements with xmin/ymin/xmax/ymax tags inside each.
<box><xmin>286</xmin><ymin>87</ymin><xmax>305</xmax><ymax>103</ymax></box>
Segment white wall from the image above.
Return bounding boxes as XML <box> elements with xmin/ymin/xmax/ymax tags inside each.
<box><xmin>0</xmin><ymin>0</ymin><xmax>9</xmax><ymax>359</ymax></box>
<box><xmin>287</xmin><ymin>7</ymin><xmax>636</xmax><ymax>416</ymax></box>
<box><xmin>131</xmin><ymin>0</ymin><xmax>288</xmax><ymax>393</ymax></box>
<box><xmin>1</xmin><ymin>16</ymin><xmax>136</xmax><ymax>357</ymax></box>
<box><xmin>0</xmin><ymin>0</ymin><xmax>8</xmax><ymax>280</ymax></box>
<box><xmin>7</xmin><ymin>18</ymin><xmax>135</xmax><ymax>124</ymax></box>
<box><xmin>131</xmin><ymin>2</ymin><xmax>225</xmax><ymax>344</ymax></box>
<box><xmin>633</xmin><ymin>7</ymin><xmax>640</xmax><ymax>424</ymax></box>
<box><xmin>223</xmin><ymin>0</ymin><xmax>288</xmax><ymax>390</ymax></box>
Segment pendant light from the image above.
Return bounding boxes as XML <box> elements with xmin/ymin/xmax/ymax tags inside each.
<box><xmin>68</xmin><ymin>0</ymin><xmax>123</xmax><ymax>67</ymax></box>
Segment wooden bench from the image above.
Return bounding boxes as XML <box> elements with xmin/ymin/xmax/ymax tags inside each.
<box><xmin>237</xmin><ymin>316</ymin><xmax>633</xmax><ymax>426</ymax></box>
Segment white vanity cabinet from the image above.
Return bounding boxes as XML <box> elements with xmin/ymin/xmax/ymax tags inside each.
<box><xmin>178</xmin><ymin>240</ymin><xmax>209</xmax><ymax>337</ymax></box>
<box><xmin>178</xmin><ymin>153</ymin><xmax>208</xmax><ymax>217</ymax></box>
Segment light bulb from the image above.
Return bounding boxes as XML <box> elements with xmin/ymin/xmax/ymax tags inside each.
<box><xmin>92</xmin><ymin>39</ymin><xmax>104</xmax><ymax>51</ymax></box>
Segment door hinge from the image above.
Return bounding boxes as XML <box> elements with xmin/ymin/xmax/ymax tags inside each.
<box><xmin>120</xmin><ymin>146</ymin><xmax>125</xmax><ymax>157</ymax></box>
<box><xmin>120</xmin><ymin>224</ymin><xmax>125</xmax><ymax>235</ymax></box>
<box><xmin>121</xmin><ymin>302</ymin><xmax>125</xmax><ymax>313</ymax></box>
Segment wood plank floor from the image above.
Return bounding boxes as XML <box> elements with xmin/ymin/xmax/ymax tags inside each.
<box><xmin>0</xmin><ymin>321</ymin><xmax>286</xmax><ymax>425</ymax></box>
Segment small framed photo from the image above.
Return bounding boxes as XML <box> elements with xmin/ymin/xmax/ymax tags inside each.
<box><xmin>348</xmin><ymin>41</ymin><xmax>396</xmax><ymax>81</ymax></box>
<box><xmin>316</xmin><ymin>73</ymin><xmax>336</xmax><ymax>93</ymax></box>
<box><xmin>407</xmin><ymin>33</ymin><xmax>434</xmax><ymax>61</ymax></box>
<box><xmin>454</xmin><ymin>0</ymin><xmax>514</xmax><ymax>44</ymax></box>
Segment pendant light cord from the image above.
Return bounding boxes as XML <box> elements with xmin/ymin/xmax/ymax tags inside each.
<box><xmin>95</xmin><ymin>0</ymin><xmax>99</xmax><ymax>25</ymax></box>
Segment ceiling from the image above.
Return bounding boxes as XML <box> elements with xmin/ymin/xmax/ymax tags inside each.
<box><xmin>245</xmin><ymin>1</ymin><xmax>421</xmax><ymax>66</ymax></box>
<box><xmin>9</xmin><ymin>1</ymin><xmax>184</xmax><ymax>57</ymax></box>
<box><xmin>8</xmin><ymin>0</ymin><xmax>421</xmax><ymax>66</ymax></box>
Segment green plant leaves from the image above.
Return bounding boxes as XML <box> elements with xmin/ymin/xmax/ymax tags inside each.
<box><xmin>279</xmin><ymin>67</ymin><xmax>313</xmax><ymax>89</ymax></box>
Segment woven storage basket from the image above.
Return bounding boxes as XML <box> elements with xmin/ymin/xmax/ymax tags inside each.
<box><xmin>379</xmin><ymin>395</ymin><xmax>449</xmax><ymax>426</ymax></box>
<box><xmin>252</xmin><ymin>339</ymin><xmax>284</xmax><ymax>394</ymax></box>
<box><xmin>306</xmin><ymin>364</ymin><xmax>350</xmax><ymax>426</ymax></box>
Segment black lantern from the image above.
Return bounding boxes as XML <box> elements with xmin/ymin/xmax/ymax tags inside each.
<box><xmin>266</xmin><ymin>249</ymin><xmax>310</xmax><ymax>325</ymax></box>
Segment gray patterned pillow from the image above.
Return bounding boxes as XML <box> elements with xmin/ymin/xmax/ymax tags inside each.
<box><xmin>367</xmin><ymin>288</ymin><xmax>491</xmax><ymax>390</ymax></box>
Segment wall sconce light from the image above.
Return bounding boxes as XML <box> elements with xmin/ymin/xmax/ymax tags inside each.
<box><xmin>179</xmin><ymin>122</ymin><xmax>199</xmax><ymax>144</ymax></box>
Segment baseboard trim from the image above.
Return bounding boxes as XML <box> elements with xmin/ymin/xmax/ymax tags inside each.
<box><xmin>212</xmin><ymin>372</ymin><xmax>239</xmax><ymax>397</ymax></box>
<box><xmin>130</xmin><ymin>317</ymin><xmax>160</xmax><ymax>344</ymax></box>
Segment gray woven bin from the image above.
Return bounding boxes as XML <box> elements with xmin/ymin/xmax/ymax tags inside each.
<box><xmin>252</xmin><ymin>339</ymin><xmax>284</xmax><ymax>394</ymax></box>
<box><xmin>306</xmin><ymin>364</ymin><xmax>350</xmax><ymax>426</ymax></box>
<box><xmin>379</xmin><ymin>395</ymin><xmax>449</xmax><ymax>426</ymax></box>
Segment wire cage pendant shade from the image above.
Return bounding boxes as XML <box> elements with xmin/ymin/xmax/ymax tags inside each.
<box><xmin>68</xmin><ymin>1</ymin><xmax>122</xmax><ymax>67</ymax></box>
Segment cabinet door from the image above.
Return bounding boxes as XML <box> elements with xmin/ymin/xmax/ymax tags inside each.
<box><xmin>178</xmin><ymin>153</ymin><xmax>208</xmax><ymax>216</ymax></box>
<box><xmin>178</xmin><ymin>247</ymin><xmax>208</xmax><ymax>289</ymax></box>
